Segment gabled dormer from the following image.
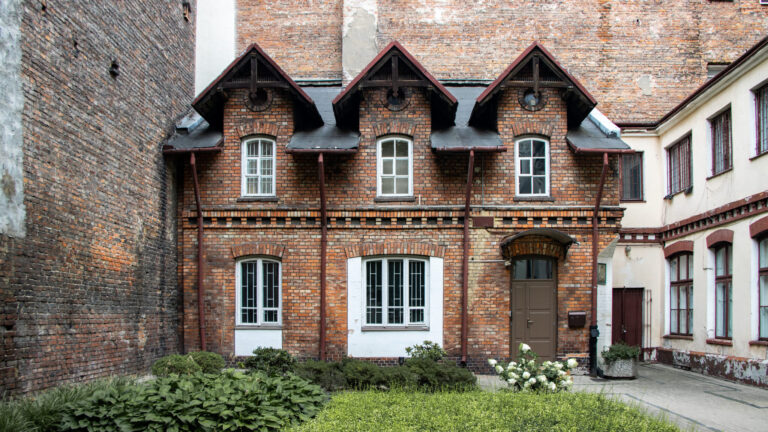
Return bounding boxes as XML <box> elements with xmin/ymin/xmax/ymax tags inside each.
<box><xmin>469</xmin><ymin>42</ymin><xmax>597</xmax><ymax>131</ymax></box>
<box><xmin>332</xmin><ymin>41</ymin><xmax>458</xmax><ymax>130</ymax></box>
<box><xmin>192</xmin><ymin>43</ymin><xmax>323</xmax><ymax>131</ymax></box>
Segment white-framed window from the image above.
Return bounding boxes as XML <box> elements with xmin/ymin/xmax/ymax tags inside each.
<box><xmin>515</xmin><ymin>137</ymin><xmax>550</xmax><ymax>197</ymax></box>
<box><xmin>364</xmin><ymin>256</ymin><xmax>427</xmax><ymax>326</ymax></box>
<box><xmin>241</xmin><ymin>137</ymin><xmax>276</xmax><ymax>196</ymax></box>
<box><xmin>235</xmin><ymin>258</ymin><xmax>281</xmax><ymax>326</ymax></box>
<box><xmin>376</xmin><ymin>136</ymin><xmax>413</xmax><ymax>197</ymax></box>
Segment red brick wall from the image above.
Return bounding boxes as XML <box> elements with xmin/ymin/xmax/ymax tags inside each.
<box><xmin>0</xmin><ymin>1</ymin><xmax>194</xmax><ymax>394</ymax></box>
<box><xmin>235</xmin><ymin>0</ymin><xmax>768</xmax><ymax>123</ymax></box>
<box><xmin>180</xmin><ymin>80</ymin><xmax>624</xmax><ymax>365</ymax></box>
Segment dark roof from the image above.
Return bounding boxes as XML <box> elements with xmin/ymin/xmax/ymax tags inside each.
<box><xmin>566</xmin><ymin>113</ymin><xmax>632</xmax><ymax>154</ymax></box>
<box><xmin>287</xmin><ymin>87</ymin><xmax>359</xmax><ymax>153</ymax></box>
<box><xmin>499</xmin><ymin>228</ymin><xmax>577</xmax><ymax>251</ymax></box>
<box><xmin>163</xmin><ymin>111</ymin><xmax>223</xmax><ymax>154</ymax></box>
<box><xmin>470</xmin><ymin>42</ymin><xmax>597</xmax><ymax>130</ymax></box>
<box><xmin>192</xmin><ymin>43</ymin><xmax>322</xmax><ymax>130</ymax></box>
<box><xmin>431</xmin><ymin>87</ymin><xmax>504</xmax><ymax>152</ymax></box>
<box><xmin>332</xmin><ymin>41</ymin><xmax>458</xmax><ymax>130</ymax></box>
<box><xmin>617</xmin><ymin>34</ymin><xmax>768</xmax><ymax>129</ymax></box>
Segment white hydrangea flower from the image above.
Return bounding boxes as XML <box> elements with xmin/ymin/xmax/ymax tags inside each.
<box><xmin>523</xmin><ymin>381</ymin><xmax>531</xmax><ymax>388</ymax></box>
<box><xmin>542</xmin><ymin>361</ymin><xmax>551</xmax><ymax>367</ymax></box>
<box><xmin>509</xmin><ymin>361</ymin><xmax>517</xmax><ymax>367</ymax></box>
<box><xmin>522</xmin><ymin>371</ymin><xmax>531</xmax><ymax>379</ymax></box>
<box><xmin>554</xmin><ymin>362</ymin><xmax>563</xmax><ymax>370</ymax></box>
<box><xmin>520</xmin><ymin>343</ymin><xmax>531</xmax><ymax>352</ymax></box>
<box><xmin>507</xmin><ymin>378</ymin><xmax>516</xmax><ymax>385</ymax></box>
<box><xmin>567</xmin><ymin>358</ymin><xmax>578</xmax><ymax>369</ymax></box>
<box><xmin>548</xmin><ymin>382</ymin><xmax>557</xmax><ymax>391</ymax></box>
<box><xmin>488</xmin><ymin>359</ymin><xmax>497</xmax><ymax>367</ymax></box>
<box><xmin>537</xmin><ymin>375</ymin><xmax>547</xmax><ymax>383</ymax></box>
<box><xmin>495</xmin><ymin>365</ymin><xmax>504</xmax><ymax>374</ymax></box>
<box><xmin>528</xmin><ymin>377</ymin><xmax>537</xmax><ymax>384</ymax></box>
<box><xmin>558</xmin><ymin>370</ymin><xmax>566</xmax><ymax>376</ymax></box>
<box><xmin>507</xmin><ymin>363</ymin><xmax>515</xmax><ymax>370</ymax></box>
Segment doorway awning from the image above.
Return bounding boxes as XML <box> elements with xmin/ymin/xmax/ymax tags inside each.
<box><xmin>500</xmin><ymin>228</ymin><xmax>577</xmax><ymax>260</ymax></box>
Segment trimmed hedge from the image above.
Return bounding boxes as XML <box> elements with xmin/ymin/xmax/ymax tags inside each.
<box><xmin>243</xmin><ymin>348</ymin><xmax>297</xmax><ymax>376</ymax></box>
<box><xmin>293</xmin><ymin>390</ymin><xmax>681</xmax><ymax>432</ymax></box>
<box><xmin>151</xmin><ymin>352</ymin><xmax>225</xmax><ymax>377</ymax></box>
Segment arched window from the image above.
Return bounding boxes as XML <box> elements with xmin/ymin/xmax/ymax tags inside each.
<box><xmin>235</xmin><ymin>257</ymin><xmax>281</xmax><ymax>326</ymax></box>
<box><xmin>377</xmin><ymin>136</ymin><xmax>413</xmax><ymax>197</ymax></box>
<box><xmin>515</xmin><ymin>137</ymin><xmax>550</xmax><ymax>197</ymax></box>
<box><xmin>668</xmin><ymin>252</ymin><xmax>693</xmax><ymax>336</ymax></box>
<box><xmin>241</xmin><ymin>137</ymin><xmax>275</xmax><ymax>197</ymax></box>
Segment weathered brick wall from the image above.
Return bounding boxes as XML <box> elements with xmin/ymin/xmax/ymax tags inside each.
<box><xmin>235</xmin><ymin>0</ymin><xmax>768</xmax><ymax>123</ymax></box>
<box><xmin>0</xmin><ymin>1</ymin><xmax>194</xmax><ymax>394</ymax></box>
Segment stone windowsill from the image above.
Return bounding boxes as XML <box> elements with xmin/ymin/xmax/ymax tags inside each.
<box><xmin>705</xmin><ymin>338</ymin><xmax>732</xmax><ymax>346</ymax></box>
<box><xmin>748</xmin><ymin>340</ymin><xmax>768</xmax><ymax>347</ymax></box>
<box><xmin>374</xmin><ymin>196</ymin><xmax>417</xmax><ymax>203</ymax></box>
<box><xmin>513</xmin><ymin>196</ymin><xmax>555</xmax><ymax>202</ymax></box>
<box><xmin>361</xmin><ymin>325</ymin><xmax>429</xmax><ymax>332</ymax></box>
<box><xmin>235</xmin><ymin>325</ymin><xmax>282</xmax><ymax>331</ymax></box>
<box><xmin>663</xmin><ymin>334</ymin><xmax>693</xmax><ymax>340</ymax></box>
<box><xmin>237</xmin><ymin>196</ymin><xmax>279</xmax><ymax>202</ymax></box>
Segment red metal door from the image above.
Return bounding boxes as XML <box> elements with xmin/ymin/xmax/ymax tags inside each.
<box><xmin>612</xmin><ymin>288</ymin><xmax>643</xmax><ymax>346</ymax></box>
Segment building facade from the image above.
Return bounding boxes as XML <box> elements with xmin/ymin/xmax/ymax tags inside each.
<box><xmin>613</xmin><ymin>36</ymin><xmax>768</xmax><ymax>387</ymax></box>
<box><xmin>166</xmin><ymin>40</ymin><xmax>631</xmax><ymax>370</ymax></box>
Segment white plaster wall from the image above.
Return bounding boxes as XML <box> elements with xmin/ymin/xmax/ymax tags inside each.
<box><xmin>347</xmin><ymin>257</ymin><xmax>444</xmax><ymax>357</ymax></box>
<box><xmin>195</xmin><ymin>0</ymin><xmax>236</xmax><ymax>95</ymax></box>
<box><xmin>0</xmin><ymin>0</ymin><xmax>26</xmax><ymax>238</ymax></box>
<box><xmin>235</xmin><ymin>329</ymin><xmax>282</xmax><ymax>356</ymax></box>
<box><xmin>618</xmin><ymin>134</ymin><xmax>664</xmax><ymax>228</ymax></box>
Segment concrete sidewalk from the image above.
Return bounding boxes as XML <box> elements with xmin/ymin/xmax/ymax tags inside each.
<box><xmin>477</xmin><ymin>363</ymin><xmax>768</xmax><ymax>432</ymax></box>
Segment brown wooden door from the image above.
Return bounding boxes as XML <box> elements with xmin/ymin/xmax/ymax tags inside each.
<box><xmin>612</xmin><ymin>288</ymin><xmax>643</xmax><ymax>346</ymax></box>
<box><xmin>510</xmin><ymin>259</ymin><xmax>557</xmax><ymax>360</ymax></box>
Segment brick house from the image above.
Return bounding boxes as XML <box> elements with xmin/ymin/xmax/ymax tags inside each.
<box><xmin>165</xmin><ymin>40</ymin><xmax>630</xmax><ymax>370</ymax></box>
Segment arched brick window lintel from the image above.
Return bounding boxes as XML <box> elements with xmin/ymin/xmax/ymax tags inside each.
<box><xmin>236</xmin><ymin>120</ymin><xmax>280</xmax><ymax>140</ymax></box>
<box><xmin>372</xmin><ymin>122</ymin><xmax>416</xmax><ymax>139</ymax></box>
<box><xmin>749</xmin><ymin>215</ymin><xmax>768</xmax><ymax>239</ymax></box>
<box><xmin>344</xmin><ymin>242</ymin><xmax>445</xmax><ymax>259</ymax></box>
<box><xmin>231</xmin><ymin>243</ymin><xmax>285</xmax><ymax>259</ymax></box>
<box><xmin>706</xmin><ymin>229</ymin><xmax>734</xmax><ymax>249</ymax></box>
<box><xmin>663</xmin><ymin>240</ymin><xmax>694</xmax><ymax>259</ymax></box>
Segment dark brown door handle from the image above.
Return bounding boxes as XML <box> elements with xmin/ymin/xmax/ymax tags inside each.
<box><xmin>527</xmin><ymin>319</ymin><xmax>534</xmax><ymax>328</ymax></box>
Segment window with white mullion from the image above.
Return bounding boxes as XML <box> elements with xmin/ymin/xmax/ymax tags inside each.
<box><xmin>237</xmin><ymin>258</ymin><xmax>281</xmax><ymax>326</ymax></box>
<box><xmin>378</xmin><ymin>137</ymin><xmax>412</xmax><ymax>196</ymax></box>
<box><xmin>516</xmin><ymin>138</ymin><xmax>549</xmax><ymax>196</ymax></box>
<box><xmin>365</xmin><ymin>257</ymin><xmax>427</xmax><ymax>326</ymax></box>
<box><xmin>242</xmin><ymin>138</ymin><xmax>275</xmax><ymax>196</ymax></box>
<box><xmin>757</xmin><ymin>84</ymin><xmax>768</xmax><ymax>156</ymax></box>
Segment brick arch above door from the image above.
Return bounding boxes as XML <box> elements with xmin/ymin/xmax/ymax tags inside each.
<box><xmin>500</xmin><ymin>228</ymin><xmax>575</xmax><ymax>260</ymax></box>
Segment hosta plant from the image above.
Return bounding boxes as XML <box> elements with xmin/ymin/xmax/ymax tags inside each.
<box><xmin>488</xmin><ymin>343</ymin><xmax>578</xmax><ymax>392</ymax></box>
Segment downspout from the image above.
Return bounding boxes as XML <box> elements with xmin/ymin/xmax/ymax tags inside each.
<box><xmin>318</xmin><ymin>153</ymin><xmax>327</xmax><ymax>360</ymax></box>
<box><xmin>190</xmin><ymin>152</ymin><xmax>207</xmax><ymax>352</ymax></box>
<box><xmin>590</xmin><ymin>152</ymin><xmax>609</xmax><ymax>375</ymax></box>
<box><xmin>461</xmin><ymin>150</ymin><xmax>475</xmax><ymax>365</ymax></box>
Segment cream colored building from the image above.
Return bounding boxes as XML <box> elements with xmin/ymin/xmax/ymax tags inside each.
<box><xmin>611</xmin><ymin>36</ymin><xmax>768</xmax><ymax>387</ymax></box>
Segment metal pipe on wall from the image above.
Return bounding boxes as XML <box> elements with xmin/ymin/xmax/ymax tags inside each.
<box><xmin>590</xmin><ymin>152</ymin><xmax>609</xmax><ymax>375</ymax></box>
<box><xmin>461</xmin><ymin>150</ymin><xmax>475</xmax><ymax>365</ymax></box>
<box><xmin>318</xmin><ymin>153</ymin><xmax>327</xmax><ymax>361</ymax></box>
<box><xmin>190</xmin><ymin>152</ymin><xmax>207</xmax><ymax>352</ymax></box>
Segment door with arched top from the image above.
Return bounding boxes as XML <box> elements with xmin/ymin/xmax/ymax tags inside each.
<box><xmin>510</xmin><ymin>257</ymin><xmax>557</xmax><ymax>360</ymax></box>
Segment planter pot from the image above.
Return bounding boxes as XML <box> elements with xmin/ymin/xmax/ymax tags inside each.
<box><xmin>603</xmin><ymin>358</ymin><xmax>638</xmax><ymax>378</ymax></box>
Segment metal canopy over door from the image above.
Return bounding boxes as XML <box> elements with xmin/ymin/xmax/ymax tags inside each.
<box><xmin>612</xmin><ymin>288</ymin><xmax>643</xmax><ymax>346</ymax></box>
<box><xmin>510</xmin><ymin>257</ymin><xmax>557</xmax><ymax>360</ymax></box>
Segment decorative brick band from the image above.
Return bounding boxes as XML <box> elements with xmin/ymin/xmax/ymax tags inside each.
<box><xmin>663</xmin><ymin>240</ymin><xmax>694</xmax><ymax>258</ymax></box>
<box><xmin>509</xmin><ymin>120</ymin><xmax>555</xmax><ymax>138</ymax></box>
<box><xmin>373</xmin><ymin>121</ymin><xmax>416</xmax><ymax>138</ymax></box>
<box><xmin>750</xmin><ymin>215</ymin><xmax>768</xmax><ymax>238</ymax></box>
<box><xmin>501</xmin><ymin>234</ymin><xmax>566</xmax><ymax>259</ymax></box>
<box><xmin>231</xmin><ymin>243</ymin><xmax>285</xmax><ymax>259</ymax></box>
<box><xmin>236</xmin><ymin>120</ymin><xmax>280</xmax><ymax>139</ymax></box>
<box><xmin>705</xmin><ymin>229</ymin><xmax>733</xmax><ymax>248</ymax></box>
<box><xmin>344</xmin><ymin>242</ymin><xmax>445</xmax><ymax>259</ymax></box>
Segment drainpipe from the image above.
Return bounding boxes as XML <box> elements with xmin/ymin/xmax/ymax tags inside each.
<box><xmin>318</xmin><ymin>153</ymin><xmax>327</xmax><ymax>361</ymax></box>
<box><xmin>190</xmin><ymin>152</ymin><xmax>207</xmax><ymax>352</ymax></box>
<box><xmin>590</xmin><ymin>152</ymin><xmax>609</xmax><ymax>375</ymax></box>
<box><xmin>461</xmin><ymin>150</ymin><xmax>475</xmax><ymax>365</ymax></box>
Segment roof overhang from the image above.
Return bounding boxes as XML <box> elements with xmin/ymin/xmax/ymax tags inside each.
<box><xmin>566</xmin><ymin>109</ymin><xmax>633</xmax><ymax>154</ymax></box>
<box><xmin>499</xmin><ymin>228</ymin><xmax>577</xmax><ymax>259</ymax></box>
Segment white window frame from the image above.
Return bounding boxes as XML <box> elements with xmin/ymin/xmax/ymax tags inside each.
<box><xmin>515</xmin><ymin>137</ymin><xmax>550</xmax><ymax>197</ymax></box>
<box><xmin>376</xmin><ymin>136</ymin><xmax>413</xmax><ymax>197</ymax></box>
<box><xmin>362</xmin><ymin>256</ymin><xmax>429</xmax><ymax>327</ymax></box>
<box><xmin>235</xmin><ymin>257</ymin><xmax>282</xmax><ymax>326</ymax></box>
<box><xmin>241</xmin><ymin>137</ymin><xmax>276</xmax><ymax>197</ymax></box>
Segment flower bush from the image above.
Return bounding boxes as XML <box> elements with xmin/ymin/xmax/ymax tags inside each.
<box><xmin>488</xmin><ymin>343</ymin><xmax>578</xmax><ymax>392</ymax></box>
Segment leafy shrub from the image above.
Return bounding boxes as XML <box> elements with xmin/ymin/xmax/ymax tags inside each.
<box><xmin>489</xmin><ymin>343</ymin><xmax>577</xmax><ymax>392</ymax></box>
<box><xmin>243</xmin><ymin>348</ymin><xmax>297</xmax><ymax>376</ymax></box>
<box><xmin>380</xmin><ymin>365</ymin><xmax>418</xmax><ymax>388</ymax></box>
<box><xmin>602</xmin><ymin>342</ymin><xmax>641</xmax><ymax>364</ymax></box>
<box><xmin>60</xmin><ymin>370</ymin><xmax>327</xmax><ymax>431</ymax></box>
<box><xmin>405</xmin><ymin>340</ymin><xmax>447</xmax><ymax>362</ymax></box>
<box><xmin>294</xmin><ymin>360</ymin><xmax>348</xmax><ymax>392</ymax></box>
<box><xmin>151</xmin><ymin>354</ymin><xmax>202</xmax><ymax>376</ymax></box>
<box><xmin>340</xmin><ymin>358</ymin><xmax>386</xmax><ymax>389</ymax></box>
<box><xmin>188</xmin><ymin>351</ymin><xmax>225</xmax><ymax>373</ymax></box>
<box><xmin>404</xmin><ymin>358</ymin><xmax>476</xmax><ymax>391</ymax></box>
<box><xmin>293</xmin><ymin>390</ymin><xmax>680</xmax><ymax>432</ymax></box>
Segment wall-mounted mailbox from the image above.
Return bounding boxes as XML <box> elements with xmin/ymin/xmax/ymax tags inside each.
<box><xmin>568</xmin><ymin>311</ymin><xmax>586</xmax><ymax>328</ymax></box>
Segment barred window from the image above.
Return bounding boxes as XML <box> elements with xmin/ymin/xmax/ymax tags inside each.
<box><xmin>365</xmin><ymin>257</ymin><xmax>427</xmax><ymax>326</ymax></box>
<box><xmin>710</xmin><ymin>109</ymin><xmax>732</xmax><ymax>175</ymax></box>
<box><xmin>237</xmin><ymin>258</ymin><xmax>281</xmax><ymax>325</ymax></box>
<box><xmin>241</xmin><ymin>137</ymin><xmax>275</xmax><ymax>196</ymax></box>
<box><xmin>667</xmin><ymin>135</ymin><xmax>691</xmax><ymax>196</ymax></box>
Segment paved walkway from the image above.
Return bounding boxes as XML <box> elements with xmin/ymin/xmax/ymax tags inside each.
<box><xmin>477</xmin><ymin>363</ymin><xmax>768</xmax><ymax>432</ymax></box>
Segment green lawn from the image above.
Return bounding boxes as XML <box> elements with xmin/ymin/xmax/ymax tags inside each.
<box><xmin>292</xmin><ymin>390</ymin><xmax>680</xmax><ymax>432</ymax></box>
